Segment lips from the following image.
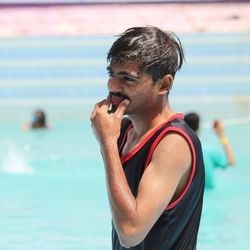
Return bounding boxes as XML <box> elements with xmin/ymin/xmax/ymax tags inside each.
<box><xmin>110</xmin><ymin>95</ymin><xmax>126</xmax><ymax>105</ymax></box>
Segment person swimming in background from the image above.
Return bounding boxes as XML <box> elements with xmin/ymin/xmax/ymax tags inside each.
<box><xmin>22</xmin><ymin>109</ymin><xmax>48</xmax><ymax>130</ymax></box>
<box><xmin>184</xmin><ymin>112</ymin><xmax>236</xmax><ymax>189</ymax></box>
<box><xmin>31</xmin><ymin>110</ymin><xmax>47</xmax><ymax>129</ymax></box>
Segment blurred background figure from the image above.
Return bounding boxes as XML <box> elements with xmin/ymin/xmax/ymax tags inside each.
<box><xmin>184</xmin><ymin>112</ymin><xmax>236</xmax><ymax>189</ymax></box>
<box><xmin>22</xmin><ymin>109</ymin><xmax>48</xmax><ymax>130</ymax></box>
<box><xmin>31</xmin><ymin>109</ymin><xmax>47</xmax><ymax>129</ymax></box>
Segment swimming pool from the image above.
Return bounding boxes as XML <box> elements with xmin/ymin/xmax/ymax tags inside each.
<box><xmin>0</xmin><ymin>119</ymin><xmax>111</xmax><ymax>249</ymax></box>
<box><xmin>0</xmin><ymin>109</ymin><xmax>249</xmax><ymax>250</ymax></box>
<box><xmin>0</xmin><ymin>33</ymin><xmax>250</xmax><ymax>249</ymax></box>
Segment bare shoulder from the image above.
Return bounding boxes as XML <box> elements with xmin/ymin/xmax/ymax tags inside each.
<box><xmin>151</xmin><ymin>132</ymin><xmax>192</xmax><ymax>175</ymax></box>
<box><xmin>137</xmin><ymin>132</ymin><xmax>193</xmax><ymax>213</ymax></box>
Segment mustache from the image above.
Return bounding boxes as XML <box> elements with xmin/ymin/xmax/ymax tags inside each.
<box><xmin>109</xmin><ymin>92</ymin><xmax>130</xmax><ymax>101</ymax></box>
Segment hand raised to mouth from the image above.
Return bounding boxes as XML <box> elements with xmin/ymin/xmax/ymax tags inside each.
<box><xmin>109</xmin><ymin>92</ymin><xmax>130</xmax><ymax>113</ymax></box>
<box><xmin>91</xmin><ymin>98</ymin><xmax>130</xmax><ymax>144</ymax></box>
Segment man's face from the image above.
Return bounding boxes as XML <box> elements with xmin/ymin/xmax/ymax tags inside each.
<box><xmin>107</xmin><ymin>61</ymin><xmax>157</xmax><ymax>115</ymax></box>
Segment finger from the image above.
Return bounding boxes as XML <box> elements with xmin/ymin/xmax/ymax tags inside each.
<box><xmin>90</xmin><ymin>108</ymin><xmax>96</xmax><ymax>122</ymax></box>
<box><xmin>115</xmin><ymin>99</ymin><xmax>130</xmax><ymax>116</ymax></box>
<box><xmin>92</xmin><ymin>99</ymin><xmax>107</xmax><ymax>119</ymax></box>
<box><xmin>96</xmin><ymin>99</ymin><xmax>108</xmax><ymax>107</ymax></box>
<box><xmin>93</xmin><ymin>99</ymin><xmax>109</xmax><ymax>113</ymax></box>
<box><xmin>98</xmin><ymin>98</ymin><xmax>111</xmax><ymax>112</ymax></box>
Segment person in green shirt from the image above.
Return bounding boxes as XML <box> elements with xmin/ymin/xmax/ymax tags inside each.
<box><xmin>184</xmin><ymin>112</ymin><xmax>236</xmax><ymax>189</ymax></box>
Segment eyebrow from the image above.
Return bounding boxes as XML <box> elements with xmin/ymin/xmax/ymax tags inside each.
<box><xmin>106</xmin><ymin>67</ymin><xmax>140</xmax><ymax>80</ymax></box>
<box><xmin>106</xmin><ymin>66</ymin><xmax>112</xmax><ymax>73</ymax></box>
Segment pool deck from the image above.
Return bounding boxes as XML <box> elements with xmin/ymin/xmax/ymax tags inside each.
<box><xmin>0</xmin><ymin>2</ymin><xmax>250</xmax><ymax>37</ymax></box>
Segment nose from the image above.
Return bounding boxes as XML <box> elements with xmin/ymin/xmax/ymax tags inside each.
<box><xmin>108</xmin><ymin>77</ymin><xmax>123</xmax><ymax>93</ymax></box>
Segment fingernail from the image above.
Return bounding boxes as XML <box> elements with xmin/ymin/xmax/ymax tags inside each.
<box><xmin>123</xmin><ymin>99</ymin><xmax>130</xmax><ymax>105</ymax></box>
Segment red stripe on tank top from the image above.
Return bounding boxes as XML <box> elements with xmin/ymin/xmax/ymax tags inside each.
<box><xmin>144</xmin><ymin>127</ymin><xmax>196</xmax><ymax>211</ymax></box>
<box><xmin>119</xmin><ymin>123</ymin><xmax>133</xmax><ymax>153</ymax></box>
<box><xmin>120</xmin><ymin>113</ymin><xmax>184</xmax><ymax>164</ymax></box>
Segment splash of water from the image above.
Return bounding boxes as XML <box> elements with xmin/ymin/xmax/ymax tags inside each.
<box><xmin>1</xmin><ymin>147</ymin><xmax>34</xmax><ymax>174</ymax></box>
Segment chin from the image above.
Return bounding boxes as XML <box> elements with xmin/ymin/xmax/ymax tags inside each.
<box><xmin>124</xmin><ymin>108</ymin><xmax>132</xmax><ymax>116</ymax></box>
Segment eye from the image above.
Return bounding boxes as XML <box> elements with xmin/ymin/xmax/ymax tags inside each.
<box><xmin>123</xmin><ymin>75</ymin><xmax>136</xmax><ymax>82</ymax></box>
<box><xmin>108</xmin><ymin>71</ymin><xmax>114</xmax><ymax>78</ymax></box>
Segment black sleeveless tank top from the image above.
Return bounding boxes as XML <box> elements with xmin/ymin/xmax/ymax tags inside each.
<box><xmin>112</xmin><ymin>114</ymin><xmax>205</xmax><ymax>250</ymax></box>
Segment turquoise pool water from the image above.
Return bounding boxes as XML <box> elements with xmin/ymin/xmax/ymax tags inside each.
<box><xmin>0</xmin><ymin>104</ymin><xmax>249</xmax><ymax>250</ymax></box>
<box><xmin>0</xmin><ymin>118</ymin><xmax>111</xmax><ymax>250</ymax></box>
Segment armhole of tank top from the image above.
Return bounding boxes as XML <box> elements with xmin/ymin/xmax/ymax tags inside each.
<box><xmin>144</xmin><ymin>126</ymin><xmax>196</xmax><ymax>211</ymax></box>
<box><xmin>119</xmin><ymin>122</ymin><xmax>133</xmax><ymax>153</ymax></box>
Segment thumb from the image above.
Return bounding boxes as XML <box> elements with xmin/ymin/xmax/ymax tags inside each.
<box><xmin>115</xmin><ymin>99</ymin><xmax>130</xmax><ymax>116</ymax></box>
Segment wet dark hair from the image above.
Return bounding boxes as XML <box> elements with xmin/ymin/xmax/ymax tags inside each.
<box><xmin>107</xmin><ymin>26</ymin><xmax>185</xmax><ymax>83</ymax></box>
<box><xmin>31</xmin><ymin>110</ymin><xmax>46</xmax><ymax>129</ymax></box>
<box><xmin>184</xmin><ymin>112</ymin><xmax>200</xmax><ymax>132</ymax></box>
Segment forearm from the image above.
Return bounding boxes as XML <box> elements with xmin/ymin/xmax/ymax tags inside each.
<box><xmin>101</xmin><ymin>141</ymin><xmax>141</xmax><ymax>246</ymax></box>
<box><xmin>90</xmin><ymin>99</ymin><xmax>140</xmax><ymax>246</ymax></box>
<box><xmin>219</xmin><ymin>135</ymin><xmax>236</xmax><ymax>166</ymax></box>
<box><xmin>214</xmin><ymin>120</ymin><xmax>236</xmax><ymax>166</ymax></box>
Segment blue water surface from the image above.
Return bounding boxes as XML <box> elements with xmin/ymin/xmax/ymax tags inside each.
<box><xmin>0</xmin><ymin>119</ymin><xmax>111</xmax><ymax>250</ymax></box>
<box><xmin>0</xmin><ymin>106</ymin><xmax>249</xmax><ymax>250</ymax></box>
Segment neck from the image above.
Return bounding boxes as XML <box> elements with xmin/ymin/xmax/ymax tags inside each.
<box><xmin>128</xmin><ymin>100</ymin><xmax>175</xmax><ymax>140</ymax></box>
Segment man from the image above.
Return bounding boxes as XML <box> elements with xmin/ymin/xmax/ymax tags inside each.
<box><xmin>91</xmin><ymin>26</ymin><xmax>205</xmax><ymax>249</ymax></box>
<box><xmin>184</xmin><ymin>112</ymin><xmax>236</xmax><ymax>189</ymax></box>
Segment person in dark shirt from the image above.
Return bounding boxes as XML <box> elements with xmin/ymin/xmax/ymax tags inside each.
<box><xmin>91</xmin><ymin>26</ymin><xmax>205</xmax><ymax>249</ymax></box>
<box><xmin>22</xmin><ymin>109</ymin><xmax>48</xmax><ymax>130</ymax></box>
<box><xmin>31</xmin><ymin>110</ymin><xmax>47</xmax><ymax>129</ymax></box>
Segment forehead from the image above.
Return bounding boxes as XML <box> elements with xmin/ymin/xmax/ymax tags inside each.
<box><xmin>109</xmin><ymin>60</ymin><xmax>141</xmax><ymax>76</ymax></box>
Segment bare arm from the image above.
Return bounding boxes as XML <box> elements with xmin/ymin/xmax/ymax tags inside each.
<box><xmin>91</xmin><ymin>99</ymin><xmax>191</xmax><ymax>247</ymax></box>
<box><xmin>213</xmin><ymin>119</ymin><xmax>236</xmax><ymax>166</ymax></box>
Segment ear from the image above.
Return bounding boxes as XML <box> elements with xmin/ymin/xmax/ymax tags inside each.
<box><xmin>157</xmin><ymin>74</ymin><xmax>173</xmax><ymax>95</ymax></box>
